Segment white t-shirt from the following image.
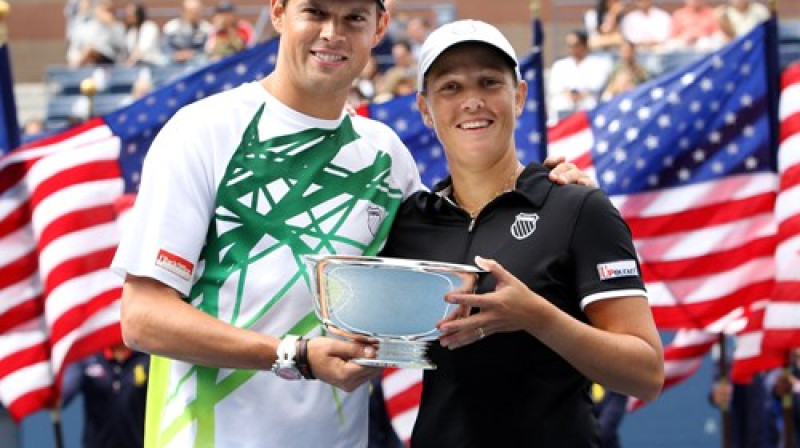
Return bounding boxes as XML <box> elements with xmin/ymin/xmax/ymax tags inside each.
<box><xmin>620</xmin><ymin>7</ymin><xmax>673</xmax><ymax>46</ymax></box>
<box><xmin>112</xmin><ymin>81</ymin><xmax>423</xmax><ymax>448</ymax></box>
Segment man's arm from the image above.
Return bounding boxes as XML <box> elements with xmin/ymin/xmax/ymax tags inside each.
<box><xmin>121</xmin><ymin>274</ymin><xmax>379</xmax><ymax>391</ymax></box>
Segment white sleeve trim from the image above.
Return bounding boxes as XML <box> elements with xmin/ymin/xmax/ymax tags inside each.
<box><xmin>580</xmin><ymin>289</ymin><xmax>649</xmax><ymax>310</ymax></box>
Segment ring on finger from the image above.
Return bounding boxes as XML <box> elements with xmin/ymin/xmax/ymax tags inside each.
<box><xmin>477</xmin><ymin>327</ymin><xmax>486</xmax><ymax>340</ymax></box>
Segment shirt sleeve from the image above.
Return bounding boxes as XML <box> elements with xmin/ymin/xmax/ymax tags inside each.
<box><xmin>569</xmin><ymin>189</ymin><xmax>647</xmax><ymax>309</ymax></box>
<box><xmin>111</xmin><ymin>105</ymin><xmax>216</xmax><ymax>296</ymax></box>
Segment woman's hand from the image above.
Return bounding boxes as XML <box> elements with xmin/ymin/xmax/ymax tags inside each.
<box><xmin>436</xmin><ymin>256</ymin><xmax>541</xmax><ymax>349</ymax></box>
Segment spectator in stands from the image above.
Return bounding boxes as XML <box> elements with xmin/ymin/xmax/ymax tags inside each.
<box><xmin>22</xmin><ymin>117</ymin><xmax>45</xmax><ymax>138</ymax></box>
<box><xmin>382</xmin><ymin>0</ymin><xmax>405</xmax><ymax>41</ymax></box>
<box><xmin>593</xmin><ymin>385</ymin><xmax>629</xmax><ymax>448</ymax></box>
<box><xmin>765</xmin><ymin>348</ymin><xmax>800</xmax><ymax>448</ymax></box>
<box><xmin>601</xmin><ymin>39</ymin><xmax>649</xmax><ymax>101</ymax></box>
<box><xmin>351</xmin><ymin>54</ymin><xmax>380</xmax><ymax>105</ymax></box>
<box><xmin>716</xmin><ymin>0</ymin><xmax>770</xmax><ymax>43</ymax></box>
<box><xmin>709</xmin><ymin>373</ymin><xmax>774</xmax><ymax>448</ymax></box>
<box><xmin>620</xmin><ymin>0</ymin><xmax>672</xmax><ymax>50</ymax></box>
<box><xmin>61</xmin><ymin>344</ymin><xmax>150</xmax><ymax>448</ymax></box>
<box><xmin>370</xmin><ymin>0</ymin><xmax>404</xmax><ymax>73</ymax></box>
<box><xmin>669</xmin><ymin>0</ymin><xmax>721</xmax><ymax>51</ymax></box>
<box><xmin>123</xmin><ymin>3</ymin><xmax>166</xmax><ymax>67</ymax></box>
<box><xmin>405</xmin><ymin>16</ymin><xmax>430</xmax><ymax>61</ymax></box>
<box><xmin>376</xmin><ymin>38</ymin><xmax>417</xmax><ymax>97</ymax></box>
<box><xmin>205</xmin><ymin>1</ymin><xmax>254</xmax><ymax>61</ymax></box>
<box><xmin>548</xmin><ymin>29</ymin><xmax>613</xmax><ymax>123</ymax></box>
<box><xmin>65</xmin><ymin>0</ymin><xmax>94</xmax><ymax>53</ymax></box>
<box><xmin>373</xmin><ymin>68</ymin><xmax>415</xmax><ymax>103</ymax></box>
<box><xmin>66</xmin><ymin>0</ymin><xmax>126</xmax><ymax>67</ymax></box>
<box><xmin>584</xmin><ymin>0</ymin><xmax>627</xmax><ymax>51</ymax></box>
<box><xmin>162</xmin><ymin>0</ymin><xmax>212</xmax><ymax>65</ymax></box>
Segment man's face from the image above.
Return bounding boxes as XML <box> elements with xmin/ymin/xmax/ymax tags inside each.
<box><xmin>566</xmin><ymin>34</ymin><xmax>587</xmax><ymax>59</ymax></box>
<box><xmin>271</xmin><ymin>0</ymin><xmax>387</xmax><ymax>98</ymax></box>
<box><xmin>184</xmin><ymin>0</ymin><xmax>203</xmax><ymax>22</ymax></box>
<box><xmin>417</xmin><ymin>43</ymin><xmax>526</xmax><ymax>171</ymax></box>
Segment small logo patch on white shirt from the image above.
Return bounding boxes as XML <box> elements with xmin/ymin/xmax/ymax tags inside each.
<box><xmin>155</xmin><ymin>249</ymin><xmax>194</xmax><ymax>281</ymax></box>
<box><xmin>597</xmin><ymin>260</ymin><xmax>639</xmax><ymax>280</ymax></box>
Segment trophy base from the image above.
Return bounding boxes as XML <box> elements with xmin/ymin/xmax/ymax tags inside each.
<box><xmin>354</xmin><ymin>358</ymin><xmax>436</xmax><ymax>370</ymax></box>
<box><xmin>353</xmin><ymin>339</ymin><xmax>436</xmax><ymax>370</ymax></box>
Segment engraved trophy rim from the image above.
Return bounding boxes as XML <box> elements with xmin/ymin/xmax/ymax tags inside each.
<box><xmin>303</xmin><ymin>254</ymin><xmax>484</xmax><ymax>369</ymax></box>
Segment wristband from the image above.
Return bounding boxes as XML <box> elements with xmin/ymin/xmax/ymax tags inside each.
<box><xmin>296</xmin><ymin>338</ymin><xmax>315</xmax><ymax>380</ymax></box>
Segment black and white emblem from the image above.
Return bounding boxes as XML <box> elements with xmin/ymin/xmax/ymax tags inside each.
<box><xmin>510</xmin><ymin>213</ymin><xmax>539</xmax><ymax>240</ymax></box>
<box><xmin>367</xmin><ymin>205</ymin><xmax>385</xmax><ymax>236</ymax></box>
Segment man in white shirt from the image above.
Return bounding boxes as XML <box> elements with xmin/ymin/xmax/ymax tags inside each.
<box><xmin>548</xmin><ymin>30</ymin><xmax>613</xmax><ymax>123</ymax></box>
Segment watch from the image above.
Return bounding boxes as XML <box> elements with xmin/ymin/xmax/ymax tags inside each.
<box><xmin>271</xmin><ymin>335</ymin><xmax>302</xmax><ymax>380</ymax></box>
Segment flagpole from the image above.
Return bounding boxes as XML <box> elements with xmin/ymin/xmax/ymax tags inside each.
<box><xmin>716</xmin><ymin>334</ymin><xmax>732</xmax><ymax>448</ymax></box>
<box><xmin>50</xmin><ymin>405</ymin><xmax>65</xmax><ymax>448</ymax></box>
<box><xmin>527</xmin><ymin>0</ymin><xmax>548</xmax><ymax>161</ymax></box>
<box><xmin>781</xmin><ymin>350</ymin><xmax>795</xmax><ymax>448</ymax></box>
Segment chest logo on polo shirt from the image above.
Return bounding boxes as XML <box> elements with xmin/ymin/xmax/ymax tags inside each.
<box><xmin>510</xmin><ymin>212</ymin><xmax>539</xmax><ymax>240</ymax></box>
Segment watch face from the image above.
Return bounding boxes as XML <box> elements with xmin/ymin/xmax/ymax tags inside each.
<box><xmin>276</xmin><ymin>366</ymin><xmax>302</xmax><ymax>380</ymax></box>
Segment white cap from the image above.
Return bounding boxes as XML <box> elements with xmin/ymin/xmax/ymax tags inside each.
<box><xmin>417</xmin><ymin>19</ymin><xmax>521</xmax><ymax>91</ymax></box>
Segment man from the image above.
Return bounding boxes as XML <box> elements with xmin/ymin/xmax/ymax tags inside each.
<box><xmin>548</xmin><ymin>29</ymin><xmax>613</xmax><ymax>123</ymax></box>
<box><xmin>114</xmin><ymin>1</ymin><xmax>413</xmax><ymax>447</ymax></box>
<box><xmin>62</xmin><ymin>344</ymin><xmax>150</xmax><ymax>448</ymax></box>
<box><xmin>113</xmin><ymin>2</ymin><xmax>588</xmax><ymax>447</ymax></box>
<box><xmin>162</xmin><ymin>0</ymin><xmax>212</xmax><ymax>65</ymax></box>
<box><xmin>205</xmin><ymin>1</ymin><xmax>254</xmax><ymax>61</ymax></box>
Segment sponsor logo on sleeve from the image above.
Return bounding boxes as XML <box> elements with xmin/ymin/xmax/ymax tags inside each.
<box><xmin>155</xmin><ymin>249</ymin><xmax>194</xmax><ymax>281</ymax></box>
<box><xmin>597</xmin><ymin>260</ymin><xmax>639</xmax><ymax>281</ymax></box>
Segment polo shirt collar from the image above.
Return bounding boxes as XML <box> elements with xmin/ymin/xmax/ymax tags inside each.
<box><xmin>432</xmin><ymin>163</ymin><xmax>553</xmax><ymax>209</ymax></box>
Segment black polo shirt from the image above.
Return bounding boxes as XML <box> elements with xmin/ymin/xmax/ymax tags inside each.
<box><xmin>75</xmin><ymin>350</ymin><xmax>150</xmax><ymax>448</ymax></box>
<box><xmin>381</xmin><ymin>163</ymin><xmax>647</xmax><ymax>448</ymax></box>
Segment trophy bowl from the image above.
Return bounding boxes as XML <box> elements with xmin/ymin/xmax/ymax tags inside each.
<box><xmin>304</xmin><ymin>254</ymin><xmax>484</xmax><ymax>369</ymax></box>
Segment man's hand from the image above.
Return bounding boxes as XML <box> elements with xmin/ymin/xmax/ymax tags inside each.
<box><xmin>305</xmin><ymin>337</ymin><xmax>381</xmax><ymax>391</ymax></box>
<box><xmin>542</xmin><ymin>155</ymin><xmax>596</xmax><ymax>187</ymax></box>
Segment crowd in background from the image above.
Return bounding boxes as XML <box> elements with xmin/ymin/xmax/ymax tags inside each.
<box><xmin>29</xmin><ymin>0</ymin><xmax>776</xmax><ymax>138</ymax></box>
<box><xmin>549</xmin><ymin>0</ymin><xmax>771</xmax><ymax>122</ymax></box>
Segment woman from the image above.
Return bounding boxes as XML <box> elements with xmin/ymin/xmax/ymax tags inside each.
<box><xmin>584</xmin><ymin>0</ymin><xmax>627</xmax><ymax>50</ymax></box>
<box><xmin>380</xmin><ymin>20</ymin><xmax>664</xmax><ymax>447</ymax></box>
<box><xmin>123</xmin><ymin>3</ymin><xmax>165</xmax><ymax>66</ymax></box>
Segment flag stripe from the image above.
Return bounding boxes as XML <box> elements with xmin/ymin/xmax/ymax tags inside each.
<box><xmin>624</xmin><ymin>192</ymin><xmax>775</xmax><ymax>238</ymax></box>
<box><xmin>0</xmin><ymin>299</ymin><xmax>42</xmax><ymax>335</ymax></box>
<box><xmin>0</xmin><ymin>342</ymin><xmax>49</xmax><ymax>380</ymax></box>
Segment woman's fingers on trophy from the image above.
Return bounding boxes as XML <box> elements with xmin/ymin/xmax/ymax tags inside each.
<box><xmin>438</xmin><ymin>321</ymin><xmax>489</xmax><ymax>349</ymax></box>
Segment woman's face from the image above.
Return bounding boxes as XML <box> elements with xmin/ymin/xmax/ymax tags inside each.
<box><xmin>417</xmin><ymin>43</ymin><xmax>527</xmax><ymax>170</ymax></box>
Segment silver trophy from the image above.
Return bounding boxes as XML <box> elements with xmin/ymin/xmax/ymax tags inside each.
<box><xmin>304</xmin><ymin>254</ymin><xmax>484</xmax><ymax>369</ymax></box>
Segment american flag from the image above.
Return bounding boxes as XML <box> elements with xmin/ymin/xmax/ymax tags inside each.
<box><xmin>549</xmin><ymin>20</ymin><xmax>780</xmax><ymax>331</ymax></box>
<box><xmin>628</xmin><ymin>329</ymin><xmax>718</xmax><ymax>411</ymax></box>
<box><xmin>762</xmin><ymin>62</ymin><xmax>800</xmax><ymax>355</ymax></box>
<box><xmin>0</xmin><ymin>37</ymin><xmax>280</xmax><ymax>421</ymax></box>
<box><xmin>374</xmin><ymin>22</ymin><xmax>548</xmax><ymax>442</ymax></box>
